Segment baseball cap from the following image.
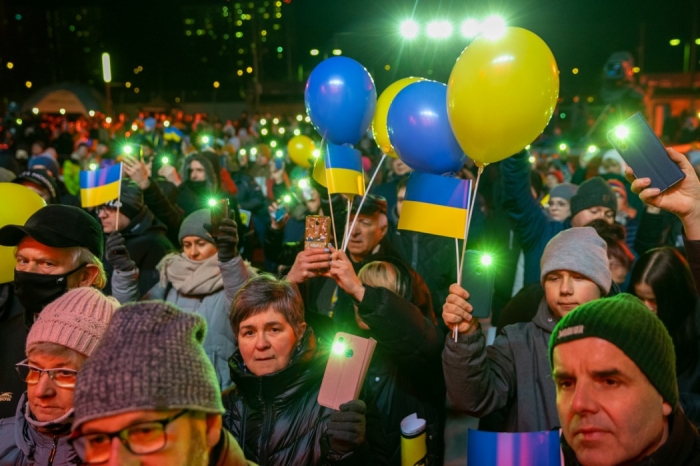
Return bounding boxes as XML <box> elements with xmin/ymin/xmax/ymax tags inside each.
<box><xmin>0</xmin><ymin>205</ymin><xmax>104</xmax><ymax>258</ymax></box>
<box><xmin>351</xmin><ymin>195</ymin><xmax>388</xmax><ymax>216</ymax></box>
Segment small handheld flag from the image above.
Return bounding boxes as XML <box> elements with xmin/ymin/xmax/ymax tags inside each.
<box><xmin>324</xmin><ymin>143</ymin><xmax>365</xmax><ymax>196</ymax></box>
<box><xmin>398</xmin><ymin>172</ymin><xmax>471</xmax><ymax>239</ymax></box>
<box><xmin>80</xmin><ymin>163</ymin><xmax>122</xmax><ymax>208</ymax></box>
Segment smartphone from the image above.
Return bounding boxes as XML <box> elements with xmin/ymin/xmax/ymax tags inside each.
<box><xmin>274</xmin><ymin>157</ymin><xmax>284</xmax><ymax>170</ymax></box>
<box><xmin>318</xmin><ymin>333</ymin><xmax>377</xmax><ymax>410</ymax></box>
<box><xmin>210</xmin><ymin>199</ymin><xmax>229</xmax><ymax>236</ymax></box>
<box><xmin>607</xmin><ymin>112</ymin><xmax>685</xmax><ymax>192</ymax></box>
<box><xmin>460</xmin><ymin>250</ymin><xmax>496</xmax><ymax>319</ymax></box>
<box><xmin>273</xmin><ymin>205</ymin><xmax>288</xmax><ymax>222</ymax></box>
<box><xmin>304</xmin><ymin>215</ymin><xmax>330</xmax><ymax>250</ymax></box>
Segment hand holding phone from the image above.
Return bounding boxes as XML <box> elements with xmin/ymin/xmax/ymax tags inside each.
<box><xmin>607</xmin><ymin>112</ymin><xmax>685</xmax><ymax>192</ymax></box>
<box><xmin>210</xmin><ymin>199</ymin><xmax>229</xmax><ymax>236</ymax></box>
<box><xmin>318</xmin><ymin>333</ymin><xmax>376</xmax><ymax>410</ymax></box>
<box><xmin>459</xmin><ymin>251</ymin><xmax>495</xmax><ymax>319</ymax></box>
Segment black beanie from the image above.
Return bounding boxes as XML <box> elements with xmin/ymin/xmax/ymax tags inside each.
<box><xmin>105</xmin><ymin>179</ymin><xmax>144</xmax><ymax>220</ymax></box>
<box><xmin>570</xmin><ymin>177</ymin><xmax>617</xmax><ymax>218</ymax></box>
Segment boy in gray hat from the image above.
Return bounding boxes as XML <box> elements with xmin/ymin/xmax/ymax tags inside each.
<box><xmin>442</xmin><ymin>227</ymin><xmax>615</xmax><ymax>433</ymax></box>
<box><xmin>69</xmin><ymin>301</ymin><xmax>250</xmax><ymax>466</ymax></box>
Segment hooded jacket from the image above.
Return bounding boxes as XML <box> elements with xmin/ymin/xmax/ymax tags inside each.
<box><xmin>110</xmin><ymin>255</ymin><xmax>253</xmax><ymax>391</ymax></box>
<box><xmin>103</xmin><ymin>207</ymin><xmax>174</xmax><ymax>296</ymax></box>
<box><xmin>0</xmin><ymin>393</ymin><xmax>80</xmax><ymax>465</ymax></box>
<box><xmin>222</xmin><ymin>328</ymin><xmax>388</xmax><ymax>466</ymax></box>
<box><xmin>442</xmin><ymin>298</ymin><xmax>561</xmax><ymax>432</ymax></box>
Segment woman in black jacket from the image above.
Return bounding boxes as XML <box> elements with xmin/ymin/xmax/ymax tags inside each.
<box><xmin>222</xmin><ymin>274</ymin><xmax>388</xmax><ymax>466</ymax></box>
<box><xmin>328</xmin><ymin>252</ymin><xmax>446</xmax><ymax>465</ymax></box>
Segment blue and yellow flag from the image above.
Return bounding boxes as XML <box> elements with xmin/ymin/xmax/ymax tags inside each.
<box><xmin>163</xmin><ymin>127</ymin><xmax>183</xmax><ymax>142</ymax></box>
<box><xmin>398</xmin><ymin>172</ymin><xmax>471</xmax><ymax>239</ymax></box>
<box><xmin>325</xmin><ymin>143</ymin><xmax>365</xmax><ymax>196</ymax></box>
<box><xmin>80</xmin><ymin>163</ymin><xmax>122</xmax><ymax>208</ymax></box>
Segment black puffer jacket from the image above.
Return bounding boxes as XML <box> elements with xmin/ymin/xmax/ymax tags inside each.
<box><xmin>102</xmin><ymin>207</ymin><xmax>174</xmax><ymax>296</ymax></box>
<box><xmin>222</xmin><ymin>328</ymin><xmax>388</xmax><ymax>466</ymax></box>
<box><xmin>357</xmin><ymin>285</ymin><xmax>445</xmax><ymax>465</ymax></box>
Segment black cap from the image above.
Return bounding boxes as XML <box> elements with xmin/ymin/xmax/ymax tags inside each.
<box><xmin>104</xmin><ymin>179</ymin><xmax>144</xmax><ymax>220</ymax></box>
<box><xmin>351</xmin><ymin>194</ymin><xmax>388</xmax><ymax>216</ymax></box>
<box><xmin>0</xmin><ymin>205</ymin><xmax>104</xmax><ymax>258</ymax></box>
<box><xmin>13</xmin><ymin>169</ymin><xmax>59</xmax><ymax>204</ymax></box>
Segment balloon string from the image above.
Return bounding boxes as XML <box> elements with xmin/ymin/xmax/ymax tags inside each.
<box><xmin>320</xmin><ymin>136</ymin><xmax>339</xmax><ymax>249</ymax></box>
<box><xmin>342</xmin><ymin>152</ymin><xmax>387</xmax><ymax>251</ymax></box>
<box><xmin>454</xmin><ymin>165</ymin><xmax>484</xmax><ymax>342</ymax></box>
<box><xmin>342</xmin><ymin>197</ymin><xmax>352</xmax><ymax>251</ymax></box>
<box><xmin>115</xmin><ymin>163</ymin><xmax>123</xmax><ymax>231</ymax></box>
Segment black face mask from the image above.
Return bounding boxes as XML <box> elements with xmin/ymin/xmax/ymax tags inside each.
<box><xmin>14</xmin><ymin>264</ymin><xmax>85</xmax><ymax>326</ymax></box>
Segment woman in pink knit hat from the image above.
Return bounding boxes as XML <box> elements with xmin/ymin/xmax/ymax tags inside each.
<box><xmin>0</xmin><ymin>287</ymin><xmax>118</xmax><ymax>465</ymax></box>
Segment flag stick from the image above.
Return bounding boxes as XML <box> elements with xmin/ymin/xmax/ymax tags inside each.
<box><xmin>453</xmin><ymin>165</ymin><xmax>484</xmax><ymax>342</ymax></box>
<box><xmin>115</xmin><ymin>162</ymin><xmax>124</xmax><ymax>231</ymax></box>
<box><xmin>342</xmin><ymin>152</ymin><xmax>387</xmax><ymax>251</ymax></box>
<box><xmin>341</xmin><ymin>197</ymin><xmax>352</xmax><ymax>251</ymax></box>
<box><xmin>319</xmin><ymin>135</ymin><xmax>340</xmax><ymax>249</ymax></box>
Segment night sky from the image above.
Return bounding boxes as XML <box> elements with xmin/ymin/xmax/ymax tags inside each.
<box><xmin>1</xmin><ymin>0</ymin><xmax>698</xmax><ymax>105</ymax></box>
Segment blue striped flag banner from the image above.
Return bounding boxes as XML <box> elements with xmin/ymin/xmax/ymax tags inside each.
<box><xmin>398</xmin><ymin>172</ymin><xmax>471</xmax><ymax>239</ymax></box>
<box><xmin>80</xmin><ymin>163</ymin><xmax>122</xmax><ymax>208</ymax></box>
<box><xmin>325</xmin><ymin>143</ymin><xmax>365</xmax><ymax>196</ymax></box>
<box><xmin>467</xmin><ymin>429</ymin><xmax>561</xmax><ymax>465</ymax></box>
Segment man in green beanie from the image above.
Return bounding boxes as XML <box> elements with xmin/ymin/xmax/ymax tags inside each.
<box><xmin>550</xmin><ymin>294</ymin><xmax>700</xmax><ymax>465</ymax></box>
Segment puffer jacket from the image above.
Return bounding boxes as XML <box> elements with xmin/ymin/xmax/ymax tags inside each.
<box><xmin>0</xmin><ymin>393</ymin><xmax>80</xmax><ymax>465</ymax></box>
<box><xmin>356</xmin><ymin>286</ymin><xmax>445</xmax><ymax>465</ymax></box>
<box><xmin>222</xmin><ymin>328</ymin><xmax>388</xmax><ymax>466</ymax></box>
<box><xmin>442</xmin><ymin>298</ymin><xmax>561</xmax><ymax>433</ymax></box>
<box><xmin>111</xmin><ymin>255</ymin><xmax>253</xmax><ymax>390</ymax></box>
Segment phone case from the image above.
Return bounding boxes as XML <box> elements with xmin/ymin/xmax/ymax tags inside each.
<box><xmin>460</xmin><ymin>251</ymin><xmax>495</xmax><ymax>319</ymax></box>
<box><xmin>210</xmin><ymin>199</ymin><xmax>229</xmax><ymax>236</ymax></box>
<box><xmin>304</xmin><ymin>215</ymin><xmax>330</xmax><ymax>250</ymax></box>
<box><xmin>606</xmin><ymin>112</ymin><xmax>685</xmax><ymax>192</ymax></box>
<box><xmin>318</xmin><ymin>333</ymin><xmax>377</xmax><ymax>410</ymax></box>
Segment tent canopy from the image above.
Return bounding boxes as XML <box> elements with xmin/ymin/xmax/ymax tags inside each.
<box><xmin>22</xmin><ymin>82</ymin><xmax>105</xmax><ymax>115</ymax></box>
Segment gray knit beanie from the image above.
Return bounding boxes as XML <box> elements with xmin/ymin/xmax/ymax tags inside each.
<box><xmin>72</xmin><ymin>301</ymin><xmax>224</xmax><ymax>431</ymax></box>
<box><xmin>549</xmin><ymin>183</ymin><xmax>578</xmax><ymax>201</ymax></box>
<box><xmin>178</xmin><ymin>208</ymin><xmax>214</xmax><ymax>245</ymax></box>
<box><xmin>540</xmin><ymin>227</ymin><xmax>612</xmax><ymax>294</ymax></box>
<box><xmin>26</xmin><ymin>287</ymin><xmax>119</xmax><ymax>357</ymax></box>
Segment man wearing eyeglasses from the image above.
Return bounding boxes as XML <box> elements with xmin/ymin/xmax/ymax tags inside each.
<box><xmin>69</xmin><ymin>300</ymin><xmax>250</xmax><ymax>466</ymax></box>
<box><xmin>0</xmin><ymin>288</ymin><xmax>118</xmax><ymax>465</ymax></box>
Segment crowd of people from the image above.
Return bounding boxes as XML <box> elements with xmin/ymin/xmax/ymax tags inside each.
<box><xmin>1</xmin><ymin>108</ymin><xmax>700</xmax><ymax>465</ymax></box>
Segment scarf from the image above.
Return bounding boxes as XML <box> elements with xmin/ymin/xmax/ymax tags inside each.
<box><xmin>158</xmin><ymin>252</ymin><xmax>224</xmax><ymax>296</ymax></box>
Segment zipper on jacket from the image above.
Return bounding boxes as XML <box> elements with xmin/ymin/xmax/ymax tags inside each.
<box><xmin>260</xmin><ymin>398</ymin><xmax>273</xmax><ymax>466</ymax></box>
<box><xmin>48</xmin><ymin>435</ymin><xmax>58</xmax><ymax>466</ymax></box>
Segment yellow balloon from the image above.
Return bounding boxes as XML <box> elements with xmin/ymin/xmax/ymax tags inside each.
<box><xmin>0</xmin><ymin>184</ymin><xmax>46</xmax><ymax>284</ymax></box>
<box><xmin>447</xmin><ymin>27</ymin><xmax>559</xmax><ymax>165</ymax></box>
<box><xmin>287</xmin><ymin>135</ymin><xmax>316</xmax><ymax>168</ymax></box>
<box><xmin>371</xmin><ymin>77</ymin><xmax>424</xmax><ymax>158</ymax></box>
<box><xmin>312</xmin><ymin>154</ymin><xmax>327</xmax><ymax>187</ymax></box>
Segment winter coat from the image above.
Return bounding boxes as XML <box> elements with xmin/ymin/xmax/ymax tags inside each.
<box><xmin>356</xmin><ymin>286</ymin><xmax>445</xmax><ymax>465</ymax></box>
<box><xmin>502</xmin><ymin>151</ymin><xmax>568</xmax><ymax>285</ymax></box>
<box><xmin>208</xmin><ymin>429</ymin><xmax>252</xmax><ymax>466</ymax></box>
<box><xmin>102</xmin><ymin>207</ymin><xmax>174</xmax><ymax>296</ymax></box>
<box><xmin>0</xmin><ymin>285</ymin><xmax>26</xmax><ymax>420</ymax></box>
<box><xmin>222</xmin><ymin>328</ymin><xmax>388</xmax><ymax>466</ymax></box>
<box><xmin>111</xmin><ymin>255</ymin><xmax>253</xmax><ymax>390</ymax></box>
<box><xmin>442</xmin><ymin>298</ymin><xmax>560</xmax><ymax>432</ymax></box>
<box><xmin>562</xmin><ymin>408</ymin><xmax>700</xmax><ymax>465</ymax></box>
<box><xmin>0</xmin><ymin>393</ymin><xmax>79</xmax><ymax>465</ymax></box>
<box><xmin>230</xmin><ymin>170</ymin><xmax>267</xmax><ymax>215</ymax></box>
<box><xmin>142</xmin><ymin>178</ymin><xmax>184</xmax><ymax>247</ymax></box>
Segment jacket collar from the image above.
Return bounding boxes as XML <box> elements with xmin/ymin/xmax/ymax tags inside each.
<box><xmin>532</xmin><ymin>297</ymin><xmax>559</xmax><ymax>333</ymax></box>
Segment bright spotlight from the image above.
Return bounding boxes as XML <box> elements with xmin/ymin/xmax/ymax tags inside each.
<box><xmin>481</xmin><ymin>15</ymin><xmax>506</xmax><ymax>40</ymax></box>
<box><xmin>426</xmin><ymin>20</ymin><xmax>453</xmax><ymax>39</ymax></box>
<box><xmin>461</xmin><ymin>19</ymin><xmax>480</xmax><ymax>38</ymax></box>
<box><xmin>400</xmin><ymin>20</ymin><xmax>419</xmax><ymax>39</ymax></box>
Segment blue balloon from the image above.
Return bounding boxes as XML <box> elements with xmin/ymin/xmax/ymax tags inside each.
<box><xmin>387</xmin><ymin>81</ymin><xmax>467</xmax><ymax>175</ymax></box>
<box><xmin>305</xmin><ymin>57</ymin><xmax>377</xmax><ymax>146</ymax></box>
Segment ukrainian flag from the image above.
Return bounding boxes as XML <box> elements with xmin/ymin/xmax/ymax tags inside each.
<box><xmin>398</xmin><ymin>172</ymin><xmax>471</xmax><ymax>239</ymax></box>
<box><xmin>164</xmin><ymin>127</ymin><xmax>183</xmax><ymax>142</ymax></box>
<box><xmin>80</xmin><ymin>163</ymin><xmax>122</xmax><ymax>208</ymax></box>
<box><xmin>325</xmin><ymin>143</ymin><xmax>365</xmax><ymax>196</ymax></box>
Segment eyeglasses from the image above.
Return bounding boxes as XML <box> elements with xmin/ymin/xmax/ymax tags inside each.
<box><xmin>70</xmin><ymin>410</ymin><xmax>189</xmax><ymax>464</ymax></box>
<box><xmin>94</xmin><ymin>205</ymin><xmax>117</xmax><ymax>215</ymax></box>
<box><xmin>15</xmin><ymin>359</ymin><xmax>78</xmax><ymax>388</ymax></box>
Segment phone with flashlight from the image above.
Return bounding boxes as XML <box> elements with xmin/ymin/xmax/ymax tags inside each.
<box><xmin>210</xmin><ymin>199</ymin><xmax>229</xmax><ymax>236</ymax></box>
<box><xmin>460</xmin><ymin>250</ymin><xmax>496</xmax><ymax>319</ymax></box>
<box><xmin>274</xmin><ymin>156</ymin><xmax>284</xmax><ymax>170</ymax></box>
<box><xmin>318</xmin><ymin>333</ymin><xmax>377</xmax><ymax>410</ymax></box>
<box><xmin>606</xmin><ymin>112</ymin><xmax>685</xmax><ymax>192</ymax></box>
